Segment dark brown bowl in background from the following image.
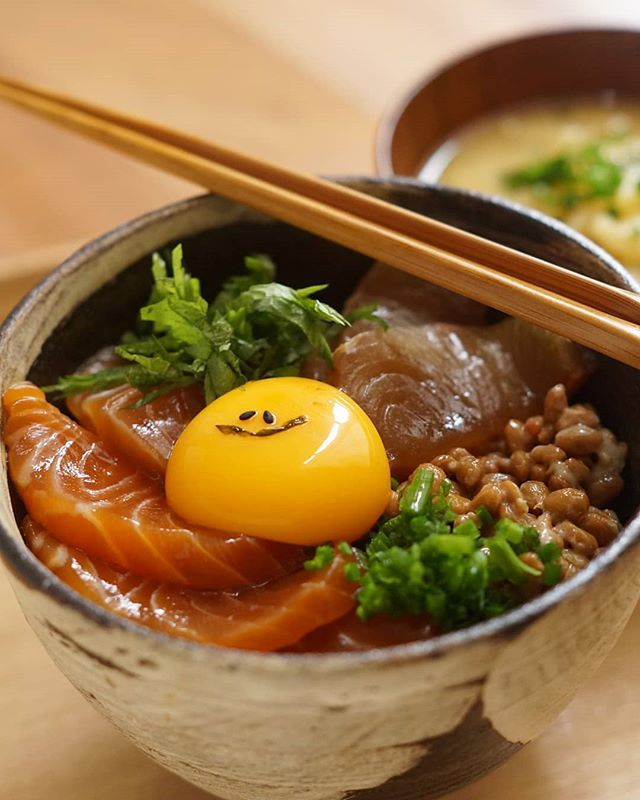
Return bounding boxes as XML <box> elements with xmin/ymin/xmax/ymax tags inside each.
<box><xmin>376</xmin><ymin>28</ymin><xmax>640</xmax><ymax>178</ymax></box>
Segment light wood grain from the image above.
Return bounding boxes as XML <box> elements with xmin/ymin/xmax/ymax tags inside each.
<box><xmin>211</xmin><ymin>0</ymin><xmax>640</xmax><ymax>116</ymax></box>
<box><xmin>0</xmin><ymin>0</ymin><xmax>373</xmax><ymax>261</ymax></box>
<box><xmin>1</xmin><ymin>2</ymin><xmax>640</xmax><ymax>799</ymax></box>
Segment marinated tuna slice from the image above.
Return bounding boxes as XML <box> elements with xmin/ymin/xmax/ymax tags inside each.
<box><xmin>331</xmin><ymin>319</ymin><xmax>592</xmax><ymax>478</ymax></box>
<box><xmin>304</xmin><ymin>262</ymin><xmax>490</xmax><ymax>381</ymax></box>
<box><xmin>66</xmin><ymin>348</ymin><xmax>204</xmax><ymax>475</ymax></box>
<box><xmin>285</xmin><ymin>611</ymin><xmax>436</xmax><ymax>653</ymax></box>
<box><xmin>344</xmin><ymin>261</ymin><xmax>489</xmax><ymax>329</ymax></box>
<box><xmin>24</xmin><ymin>518</ymin><xmax>355</xmax><ymax>651</ymax></box>
<box><xmin>3</xmin><ymin>383</ymin><xmax>302</xmax><ymax>589</ymax></box>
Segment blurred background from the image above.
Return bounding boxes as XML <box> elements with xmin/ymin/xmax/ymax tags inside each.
<box><xmin>1</xmin><ymin>1</ymin><xmax>639</xmax><ymax>300</ymax></box>
<box><xmin>2</xmin><ymin>2</ymin><xmax>640</xmax><ymax>799</ymax></box>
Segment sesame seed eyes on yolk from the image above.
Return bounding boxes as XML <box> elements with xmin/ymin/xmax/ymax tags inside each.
<box><xmin>238</xmin><ymin>409</ymin><xmax>276</xmax><ymax>423</ymax></box>
<box><xmin>165</xmin><ymin>377</ymin><xmax>391</xmax><ymax>546</ymax></box>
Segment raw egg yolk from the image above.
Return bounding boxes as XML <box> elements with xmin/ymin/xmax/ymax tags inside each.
<box><xmin>165</xmin><ymin>377</ymin><xmax>390</xmax><ymax>546</ymax></box>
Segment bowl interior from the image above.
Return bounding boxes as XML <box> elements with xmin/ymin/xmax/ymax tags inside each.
<box><xmin>2</xmin><ymin>180</ymin><xmax>640</xmax><ymax>652</ymax></box>
<box><xmin>26</xmin><ymin>217</ymin><xmax>372</xmax><ymax>387</ymax></box>
<box><xmin>377</xmin><ymin>29</ymin><xmax>640</xmax><ymax>177</ymax></box>
<box><xmin>21</xmin><ymin>181</ymin><xmax>640</xmax><ymax>528</ymax></box>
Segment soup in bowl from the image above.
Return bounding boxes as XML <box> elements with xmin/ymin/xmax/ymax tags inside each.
<box><xmin>432</xmin><ymin>97</ymin><xmax>640</xmax><ymax>276</ymax></box>
<box><xmin>377</xmin><ymin>29</ymin><xmax>640</xmax><ymax>278</ymax></box>
<box><xmin>1</xmin><ymin>180</ymin><xmax>640</xmax><ymax>799</ymax></box>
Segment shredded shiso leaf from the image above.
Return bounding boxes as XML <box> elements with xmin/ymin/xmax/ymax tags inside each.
<box><xmin>44</xmin><ymin>245</ymin><xmax>355</xmax><ymax>406</ymax></box>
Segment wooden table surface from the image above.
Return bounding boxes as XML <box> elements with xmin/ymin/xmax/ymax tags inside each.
<box><xmin>2</xmin><ymin>2</ymin><xmax>640</xmax><ymax>798</ymax></box>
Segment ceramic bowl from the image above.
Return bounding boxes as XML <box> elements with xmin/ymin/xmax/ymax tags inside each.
<box><xmin>2</xmin><ymin>180</ymin><xmax>640</xmax><ymax>800</ymax></box>
<box><xmin>376</xmin><ymin>28</ymin><xmax>640</xmax><ymax>177</ymax></box>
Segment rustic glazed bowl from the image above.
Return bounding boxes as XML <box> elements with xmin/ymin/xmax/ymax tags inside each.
<box><xmin>376</xmin><ymin>28</ymin><xmax>640</xmax><ymax>178</ymax></box>
<box><xmin>1</xmin><ymin>180</ymin><xmax>640</xmax><ymax>800</ymax></box>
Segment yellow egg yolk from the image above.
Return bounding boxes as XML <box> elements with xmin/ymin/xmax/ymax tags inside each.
<box><xmin>165</xmin><ymin>377</ymin><xmax>390</xmax><ymax>545</ymax></box>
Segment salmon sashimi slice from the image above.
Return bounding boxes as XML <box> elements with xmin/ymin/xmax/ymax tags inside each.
<box><xmin>23</xmin><ymin>518</ymin><xmax>355</xmax><ymax>651</ymax></box>
<box><xmin>3</xmin><ymin>383</ymin><xmax>303</xmax><ymax>589</ymax></box>
<box><xmin>331</xmin><ymin>318</ymin><xmax>593</xmax><ymax>478</ymax></box>
<box><xmin>284</xmin><ymin>611</ymin><xmax>436</xmax><ymax>653</ymax></box>
<box><xmin>66</xmin><ymin>347</ymin><xmax>205</xmax><ymax>475</ymax></box>
<box><xmin>343</xmin><ymin>261</ymin><xmax>490</xmax><ymax>329</ymax></box>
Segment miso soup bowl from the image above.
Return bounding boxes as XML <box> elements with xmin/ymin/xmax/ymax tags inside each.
<box><xmin>377</xmin><ymin>28</ymin><xmax>640</xmax><ymax>178</ymax></box>
<box><xmin>2</xmin><ymin>179</ymin><xmax>640</xmax><ymax>800</ymax></box>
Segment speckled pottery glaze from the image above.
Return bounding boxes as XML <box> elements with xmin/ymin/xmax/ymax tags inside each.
<box><xmin>1</xmin><ymin>180</ymin><xmax>640</xmax><ymax>800</ymax></box>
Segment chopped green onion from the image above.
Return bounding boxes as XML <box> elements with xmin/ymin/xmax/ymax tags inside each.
<box><xmin>304</xmin><ymin>545</ymin><xmax>335</xmax><ymax>571</ymax></box>
<box><xmin>475</xmin><ymin>505</ymin><xmax>494</xmax><ymax>528</ymax></box>
<box><xmin>399</xmin><ymin>466</ymin><xmax>434</xmax><ymax>517</ymax></box>
<box><xmin>344</xmin><ymin>563</ymin><xmax>361</xmax><ymax>582</ymax></box>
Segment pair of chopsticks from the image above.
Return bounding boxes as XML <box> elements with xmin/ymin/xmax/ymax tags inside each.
<box><xmin>1</xmin><ymin>75</ymin><xmax>640</xmax><ymax>368</ymax></box>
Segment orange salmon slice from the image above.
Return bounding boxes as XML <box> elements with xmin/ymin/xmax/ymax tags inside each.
<box><xmin>66</xmin><ymin>348</ymin><xmax>205</xmax><ymax>475</ymax></box>
<box><xmin>24</xmin><ymin>517</ymin><xmax>355</xmax><ymax>651</ymax></box>
<box><xmin>3</xmin><ymin>383</ymin><xmax>302</xmax><ymax>590</ymax></box>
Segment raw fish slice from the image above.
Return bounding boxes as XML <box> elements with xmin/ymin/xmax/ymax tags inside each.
<box><xmin>66</xmin><ymin>347</ymin><xmax>204</xmax><ymax>475</ymax></box>
<box><xmin>331</xmin><ymin>318</ymin><xmax>592</xmax><ymax>478</ymax></box>
<box><xmin>23</xmin><ymin>518</ymin><xmax>355</xmax><ymax>651</ymax></box>
<box><xmin>303</xmin><ymin>262</ymin><xmax>491</xmax><ymax>382</ymax></box>
<box><xmin>3</xmin><ymin>383</ymin><xmax>302</xmax><ymax>589</ymax></box>
<box><xmin>68</xmin><ymin>383</ymin><xmax>204</xmax><ymax>476</ymax></box>
<box><xmin>285</xmin><ymin>611</ymin><xmax>436</xmax><ymax>653</ymax></box>
<box><xmin>343</xmin><ymin>261</ymin><xmax>489</xmax><ymax>329</ymax></box>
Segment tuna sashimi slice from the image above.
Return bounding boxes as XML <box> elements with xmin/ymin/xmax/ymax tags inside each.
<box><xmin>344</xmin><ymin>261</ymin><xmax>489</xmax><ymax>329</ymax></box>
<box><xmin>24</xmin><ymin>518</ymin><xmax>355</xmax><ymax>651</ymax></box>
<box><xmin>303</xmin><ymin>263</ymin><xmax>491</xmax><ymax>382</ymax></box>
<box><xmin>331</xmin><ymin>318</ymin><xmax>592</xmax><ymax>478</ymax></box>
<box><xmin>3</xmin><ymin>383</ymin><xmax>302</xmax><ymax>590</ymax></box>
<box><xmin>66</xmin><ymin>347</ymin><xmax>204</xmax><ymax>475</ymax></box>
<box><xmin>285</xmin><ymin>611</ymin><xmax>436</xmax><ymax>653</ymax></box>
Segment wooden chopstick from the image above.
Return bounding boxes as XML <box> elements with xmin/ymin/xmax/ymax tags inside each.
<box><xmin>1</xmin><ymin>75</ymin><xmax>640</xmax><ymax>370</ymax></box>
<box><xmin>3</xmin><ymin>75</ymin><xmax>639</xmax><ymax>327</ymax></box>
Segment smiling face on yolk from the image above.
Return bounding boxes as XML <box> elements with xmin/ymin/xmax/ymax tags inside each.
<box><xmin>215</xmin><ymin>409</ymin><xmax>309</xmax><ymax>438</ymax></box>
<box><xmin>165</xmin><ymin>377</ymin><xmax>390</xmax><ymax>546</ymax></box>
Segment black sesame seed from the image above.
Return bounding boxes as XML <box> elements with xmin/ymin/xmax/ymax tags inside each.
<box><xmin>239</xmin><ymin>410</ymin><xmax>256</xmax><ymax>421</ymax></box>
<box><xmin>263</xmin><ymin>410</ymin><xmax>275</xmax><ymax>425</ymax></box>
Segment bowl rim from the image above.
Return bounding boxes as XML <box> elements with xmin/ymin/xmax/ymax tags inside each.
<box><xmin>2</xmin><ymin>179</ymin><xmax>640</xmax><ymax>670</ymax></box>
<box><xmin>375</xmin><ymin>25</ymin><xmax>640</xmax><ymax>177</ymax></box>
